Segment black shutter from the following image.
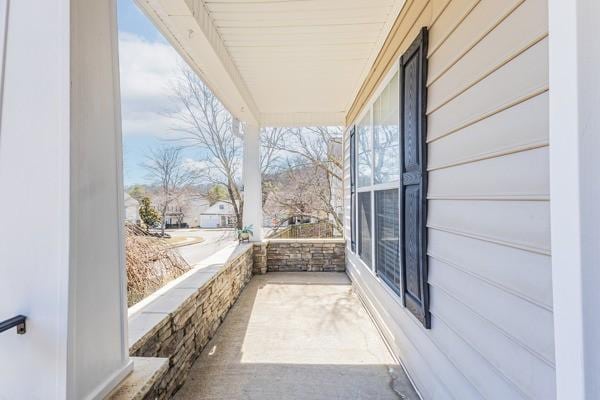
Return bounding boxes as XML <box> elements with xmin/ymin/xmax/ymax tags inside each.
<box><xmin>399</xmin><ymin>27</ymin><xmax>430</xmax><ymax>328</ymax></box>
<box><xmin>349</xmin><ymin>126</ymin><xmax>356</xmax><ymax>252</ymax></box>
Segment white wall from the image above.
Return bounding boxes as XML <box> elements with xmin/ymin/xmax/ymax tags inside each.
<box><xmin>345</xmin><ymin>0</ymin><xmax>554</xmax><ymax>399</ymax></box>
<box><xmin>125</xmin><ymin>204</ymin><xmax>140</xmax><ymax>223</ymax></box>
<box><xmin>549</xmin><ymin>0</ymin><xmax>600</xmax><ymax>398</ymax></box>
<box><xmin>0</xmin><ymin>1</ymin><xmax>71</xmax><ymax>398</ymax></box>
<box><xmin>124</xmin><ymin>194</ymin><xmax>140</xmax><ymax>223</ymax></box>
<box><xmin>0</xmin><ymin>1</ymin><xmax>131</xmax><ymax>398</ymax></box>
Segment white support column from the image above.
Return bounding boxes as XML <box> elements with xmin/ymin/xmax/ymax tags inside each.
<box><xmin>242</xmin><ymin>123</ymin><xmax>264</xmax><ymax>241</ymax></box>
<box><xmin>549</xmin><ymin>0</ymin><xmax>600</xmax><ymax>399</ymax></box>
<box><xmin>0</xmin><ymin>1</ymin><xmax>131</xmax><ymax>399</ymax></box>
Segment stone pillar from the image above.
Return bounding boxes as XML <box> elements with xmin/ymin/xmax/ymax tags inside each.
<box><xmin>549</xmin><ymin>0</ymin><xmax>600</xmax><ymax>398</ymax></box>
<box><xmin>0</xmin><ymin>1</ymin><xmax>131</xmax><ymax>398</ymax></box>
<box><xmin>242</xmin><ymin>123</ymin><xmax>264</xmax><ymax>241</ymax></box>
<box><xmin>252</xmin><ymin>243</ymin><xmax>268</xmax><ymax>274</ymax></box>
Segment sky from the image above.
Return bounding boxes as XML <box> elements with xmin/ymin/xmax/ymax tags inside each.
<box><xmin>117</xmin><ymin>0</ymin><xmax>202</xmax><ymax>186</ymax></box>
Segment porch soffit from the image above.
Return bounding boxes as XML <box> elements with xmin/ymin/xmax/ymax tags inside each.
<box><xmin>135</xmin><ymin>0</ymin><xmax>405</xmax><ymax>127</ymax></box>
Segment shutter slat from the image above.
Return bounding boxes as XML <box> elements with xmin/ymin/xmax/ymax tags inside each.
<box><xmin>400</xmin><ymin>27</ymin><xmax>431</xmax><ymax>328</ymax></box>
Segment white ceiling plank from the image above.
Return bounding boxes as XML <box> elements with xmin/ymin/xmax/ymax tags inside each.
<box><xmin>209</xmin><ymin>7</ymin><xmax>391</xmax><ymax>20</ymax></box>
<box><xmin>205</xmin><ymin>0</ymin><xmax>393</xmax><ymax>14</ymax></box>
<box><xmin>217</xmin><ymin>23</ymin><xmax>384</xmax><ymax>35</ymax></box>
<box><xmin>215</xmin><ymin>17</ymin><xmax>388</xmax><ymax>28</ymax></box>
<box><xmin>261</xmin><ymin>111</ymin><xmax>346</xmax><ymax>128</ymax></box>
<box><xmin>220</xmin><ymin>29</ymin><xmax>381</xmax><ymax>40</ymax></box>
<box><xmin>224</xmin><ymin>36</ymin><xmax>379</xmax><ymax>47</ymax></box>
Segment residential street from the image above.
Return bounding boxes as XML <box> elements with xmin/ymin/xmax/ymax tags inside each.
<box><xmin>168</xmin><ymin>228</ymin><xmax>237</xmax><ymax>266</ymax></box>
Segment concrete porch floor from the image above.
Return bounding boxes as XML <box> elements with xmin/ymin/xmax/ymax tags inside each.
<box><xmin>174</xmin><ymin>272</ymin><xmax>419</xmax><ymax>400</ymax></box>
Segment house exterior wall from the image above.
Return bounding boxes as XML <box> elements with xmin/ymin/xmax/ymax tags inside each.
<box><xmin>344</xmin><ymin>1</ymin><xmax>553</xmax><ymax>399</ymax></box>
<box><xmin>200</xmin><ymin>214</ymin><xmax>222</xmax><ymax>228</ymax></box>
<box><xmin>200</xmin><ymin>201</ymin><xmax>236</xmax><ymax>228</ymax></box>
<box><xmin>125</xmin><ymin>204</ymin><xmax>139</xmax><ymax>223</ymax></box>
<box><xmin>181</xmin><ymin>197</ymin><xmax>210</xmax><ymax>227</ymax></box>
<box><xmin>124</xmin><ymin>194</ymin><xmax>140</xmax><ymax>224</ymax></box>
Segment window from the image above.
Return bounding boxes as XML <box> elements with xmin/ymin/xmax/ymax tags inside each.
<box><xmin>357</xmin><ymin>113</ymin><xmax>372</xmax><ymax>187</ymax></box>
<box><xmin>354</xmin><ymin>68</ymin><xmax>400</xmax><ymax>280</ymax></box>
<box><xmin>357</xmin><ymin>192</ymin><xmax>372</xmax><ymax>268</ymax></box>
<box><xmin>375</xmin><ymin>189</ymin><xmax>400</xmax><ymax>294</ymax></box>
<box><xmin>349</xmin><ymin>28</ymin><xmax>430</xmax><ymax>329</ymax></box>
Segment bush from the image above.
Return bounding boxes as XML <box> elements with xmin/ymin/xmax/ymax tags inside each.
<box><xmin>125</xmin><ymin>223</ymin><xmax>190</xmax><ymax>306</ymax></box>
<box><xmin>139</xmin><ymin>196</ymin><xmax>161</xmax><ymax>229</ymax></box>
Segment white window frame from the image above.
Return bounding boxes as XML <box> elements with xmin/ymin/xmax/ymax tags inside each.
<box><xmin>351</xmin><ymin>62</ymin><xmax>403</xmax><ymax>299</ymax></box>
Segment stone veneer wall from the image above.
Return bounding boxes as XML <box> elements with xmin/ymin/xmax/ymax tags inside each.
<box><xmin>269</xmin><ymin>221</ymin><xmax>336</xmax><ymax>239</ymax></box>
<box><xmin>252</xmin><ymin>243</ymin><xmax>267</xmax><ymax>275</ymax></box>
<box><xmin>129</xmin><ymin>245</ymin><xmax>253</xmax><ymax>399</ymax></box>
<box><xmin>265</xmin><ymin>239</ymin><xmax>346</xmax><ymax>272</ymax></box>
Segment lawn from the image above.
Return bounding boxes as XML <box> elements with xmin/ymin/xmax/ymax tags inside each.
<box><xmin>162</xmin><ymin>236</ymin><xmax>205</xmax><ymax>247</ymax></box>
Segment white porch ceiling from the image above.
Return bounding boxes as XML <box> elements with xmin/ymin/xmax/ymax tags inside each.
<box><xmin>135</xmin><ymin>0</ymin><xmax>405</xmax><ymax>126</ymax></box>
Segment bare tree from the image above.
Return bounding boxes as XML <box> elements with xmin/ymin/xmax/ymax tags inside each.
<box><xmin>169</xmin><ymin>67</ymin><xmax>285</xmax><ymax>228</ymax></box>
<box><xmin>261</xmin><ymin>127</ymin><xmax>286</xmax><ymax>175</ymax></box>
<box><xmin>170</xmin><ymin>67</ymin><xmax>243</xmax><ymax>227</ymax></box>
<box><xmin>143</xmin><ymin>146</ymin><xmax>192</xmax><ymax>236</ymax></box>
<box><xmin>264</xmin><ymin>163</ymin><xmax>329</xmax><ymax>224</ymax></box>
<box><xmin>260</xmin><ymin>127</ymin><xmax>286</xmax><ymax>207</ymax></box>
<box><xmin>264</xmin><ymin>127</ymin><xmax>344</xmax><ymax>232</ymax></box>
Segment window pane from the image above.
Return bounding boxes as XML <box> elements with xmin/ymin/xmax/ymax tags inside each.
<box><xmin>374</xmin><ymin>72</ymin><xmax>400</xmax><ymax>184</ymax></box>
<box><xmin>375</xmin><ymin>189</ymin><xmax>400</xmax><ymax>294</ymax></box>
<box><xmin>358</xmin><ymin>192</ymin><xmax>372</xmax><ymax>268</ymax></box>
<box><xmin>357</xmin><ymin>112</ymin><xmax>372</xmax><ymax>187</ymax></box>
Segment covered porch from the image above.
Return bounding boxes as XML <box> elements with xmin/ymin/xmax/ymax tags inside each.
<box><xmin>175</xmin><ymin>272</ymin><xmax>404</xmax><ymax>400</ymax></box>
<box><xmin>110</xmin><ymin>241</ymin><xmax>418</xmax><ymax>399</ymax></box>
<box><xmin>1</xmin><ymin>0</ymin><xmax>600</xmax><ymax>400</ymax></box>
<box><xmin>174</xmin><ymin>272</ymin><xmax>416</xmax><ymax>400</ymax></box>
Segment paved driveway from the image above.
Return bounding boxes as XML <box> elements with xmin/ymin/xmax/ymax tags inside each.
<box><xmin>167</xmin><ymin>229</ymin><xmax>237</xmax><ymax>266</ymax></box>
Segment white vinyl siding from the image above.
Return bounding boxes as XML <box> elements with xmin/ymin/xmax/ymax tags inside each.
<box><xmin>344</xmin><ymin>0</ymin><xmax>553</xmax><ymax>399</ymax></box>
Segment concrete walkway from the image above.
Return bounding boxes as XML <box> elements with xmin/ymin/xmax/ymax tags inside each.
<box><xmin>174</xmin><ymin>272</ymin><xmax>418</xmax><ymax>400</ymax></box>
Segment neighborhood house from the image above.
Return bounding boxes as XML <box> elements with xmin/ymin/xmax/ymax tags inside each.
<box><xmin>199</xmin><ymin>201</ymin><xmax>237</xmax><ymax>228</ymax></box>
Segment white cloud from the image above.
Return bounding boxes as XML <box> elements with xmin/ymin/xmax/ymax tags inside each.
<box><xmin>184</xmin><ymin>159</ymin><xmax>212</xmax><ymax>171</ymax></box>
<box><xmin>118</xmin><ymin>32</ymin><xmax>184</xmax><ymax>138</ymax></box>
<box><xmin>183</xmin><ymin>159</ymin><xmax>227</xmax><ymax>184</ymax></box>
